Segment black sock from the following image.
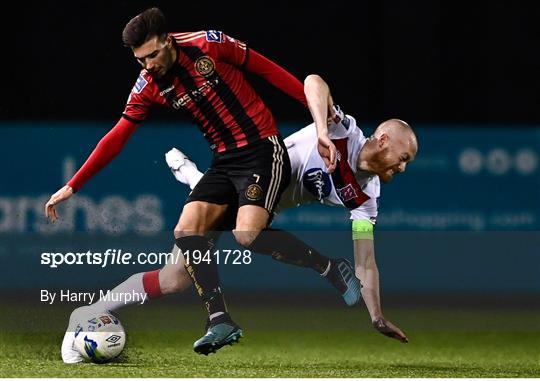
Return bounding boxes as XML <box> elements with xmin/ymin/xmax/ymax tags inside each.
<box><xmin>175</xmin><ymin>235</ymin><xmax>227</xmax><ymax>317</ymax></box>
<box><xmin>247</xmin><ymin>229</ymin><xmax>330</xmax><ymax>274</ymax></box>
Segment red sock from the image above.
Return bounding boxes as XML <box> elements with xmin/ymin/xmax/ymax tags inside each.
<box><xmin>142</xmin><ymin>270</ymin><xmax>163</xmax><ymax>299</ymax></box>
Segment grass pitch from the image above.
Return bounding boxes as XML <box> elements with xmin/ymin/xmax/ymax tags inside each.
<box><xmin>0</xmin><ymin>299</ymin><xmax>538</xmax><ymax>377</ymax></box>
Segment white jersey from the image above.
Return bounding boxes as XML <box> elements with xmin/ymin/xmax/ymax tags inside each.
<box><xmin>280</xmin><ymin>108</ymin><xmax>380</xmax><ymax>224</ymax></box>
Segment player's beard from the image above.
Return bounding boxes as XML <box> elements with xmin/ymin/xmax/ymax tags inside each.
<box><xmin>370</xmin><ymin>148</ymin><xmax>395</xmax><ymax>183</ymax></box>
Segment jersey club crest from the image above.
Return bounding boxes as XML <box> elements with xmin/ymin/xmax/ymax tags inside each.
<box><xmin>195</xmin><ymin>56</ymin><xmax>216</xmax><ymax>77</ymax></box>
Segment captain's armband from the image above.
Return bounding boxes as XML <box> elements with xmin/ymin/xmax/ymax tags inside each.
<box><xmin>352</xmin><ymin>220</ymin><xmax>374</xmax><ymax>240</ymax></box>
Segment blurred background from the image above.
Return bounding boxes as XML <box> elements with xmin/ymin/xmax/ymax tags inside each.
<box><xmin>1</xmin><ymin>0</ymin><xmax>539</xmax><ymax>308</ymax></box>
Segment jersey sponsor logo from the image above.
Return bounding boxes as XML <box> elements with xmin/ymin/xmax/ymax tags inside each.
<box><xmin>133</xmin><ymin>74</ymin><xmax>148</xmax><ymax>94</ymax></box>
<box><xmin>205</xmin><ymin>30</ymin><xmax>223</xmax><ymax>42</ymax></box>
<box><xmin>171</xmin><ymin>78</ymin><xmax>219</xmax><ymax>109</ymax></box>
<box><xmin>159</xmin><ymin>85</ymin><xmax>175</xmax><ymax>96</ymax></box>
<box><xmin>303</xmin><ymin>168</ymin><xmax>332</xmax><ymax>201</ymax></box>
<box><xmin>337</xmin><ymin>184</ymin><xmax>358</xmax><ymax>202</ymax></box>
<box><xmin>245</xmin><ymin>184</ymin><xmax>263</xmax><ymax>201</ymax></box>
<box><xmin>195</xmin><ymin>56</ymin><xmax>215</xmax><ymax>77</ymax></box>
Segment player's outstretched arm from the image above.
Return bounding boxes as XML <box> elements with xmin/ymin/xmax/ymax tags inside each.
<box><xmin>353</xmin><ymin>233</ymin><xmax>408</xmax><ymax>343</ymax></box>
<box><xmin>44</xmin><ymin>185</ymin><xmax>73</xmax><ymax>222</ymax></box>
<box><xmin>243</xmin><ymin>48</ymin><xmax>307</xmax><ymax>107</ymax></box>
<box><xmin>44</xmin><ymin>118</ymin><xmax>139</xmax><ymax>221</ymax></box>
<box><xmin>304</xmin><ymin>74</ymin><xmax>337</xmax><ymax>173</ymax></box>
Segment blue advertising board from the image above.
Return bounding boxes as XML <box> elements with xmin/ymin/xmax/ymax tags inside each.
<box><xmin>0</xmin><ymin>122</ymin><xmax>538</xmax><ymax>292</ymax></box>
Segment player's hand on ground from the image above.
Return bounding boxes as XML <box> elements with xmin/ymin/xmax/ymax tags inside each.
<box><xmin>372</xmin><ymin>317</ymin><xmax>408</xmax><ymax>343</ymax></box>
<box><xmin>44</xmin><ymin>185</ymin><xmax>73</xmax><ymax>222</ymax></box>
<box><xmin>317</xmin><ymin>134</ymin><xmax>337</xmax><ymax>173</ymax></box>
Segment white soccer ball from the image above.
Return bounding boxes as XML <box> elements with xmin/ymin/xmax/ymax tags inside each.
<box><xmin>73</xmin><ymin>312</ymin><xmax>126</xmax><ymax>363</ymax></box>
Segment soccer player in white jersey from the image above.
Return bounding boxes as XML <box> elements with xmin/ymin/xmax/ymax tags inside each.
<box><xmin>61</xmin><ymin>74</ymin><xmax>417</xmax><ymax>363</ymax></box>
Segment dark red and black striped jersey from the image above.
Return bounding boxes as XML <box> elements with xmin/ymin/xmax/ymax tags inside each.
<box><xmin>125</xmin><ymin>31</ymin><xmax>287</xmax><ymax>152</ymax></box>
<box><xmin>67</xmin><ymin>30</ymin><xmax>306</xmax><ymax>192</ymax></box>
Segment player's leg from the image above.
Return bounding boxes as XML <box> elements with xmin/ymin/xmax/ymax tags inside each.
<box><xmin>176</xmin><ymin>202</ymin><xmax>243</xmax><ymax>355</ymax></box>
<box><xmin>174</xmin><ymin>167</ymin><xmax>243</xmax><ymax>355</ymax></box>
<box><xmin>165</xmin><ymin>145</ymin><xmax>231</xmax><ymax>311</ymax></box>
<box><xmin>165</xmin><ymin>143</ymin><xmax>359</xmax><ymax>305</ymax></box>
<box><xmin>61</xmin><ymin>245</ymin><xmax>192</xmax><ymax>363</ymax></box>
<box><xmin>245</xmin><ymin>226</ymin><xmax>361</xmax><ymax>306</ymax></box>
<box><xmin>167</xmin><ymin>140</ymin><xmax>360</xmax><ymax>306</ymax></box>
<box><xmin>174</xmin><ymin>200</ymin><xmax>228</xmax><ymax>316</ymax></box>
<box><xmin>232</xmin><ymin>136</ymin><xmax>361</xmax><ymax>306</ymax></box>
<box><xmin>166</xmin><ymin>143</ymin><xmax>338</xmax><ymax>278</ymax></box>
<box><xmin>234</xmin><ymin>209</ymin><xmax>360</xmax><ymax>306</ymax></box>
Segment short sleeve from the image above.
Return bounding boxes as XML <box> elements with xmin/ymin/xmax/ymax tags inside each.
<box><xmin>350</xmin><ymin>197</ymin><xmax>378</xmax><ymax>224</ymax></box>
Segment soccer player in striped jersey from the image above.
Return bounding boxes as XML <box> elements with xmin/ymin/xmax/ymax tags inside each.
<box><xmin>59</xmin><ymin>74</ymin><xmax>416</xmax><ymax>363</ymax></box>
<box><xmin>46</xmin><ymin>8</ymin><xmax>361</xmax><ymax>357</ymax></box>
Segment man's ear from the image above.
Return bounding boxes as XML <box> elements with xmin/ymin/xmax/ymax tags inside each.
<box><xmin>378</xmin><ymin>133</ymin><xmax>389</xmax><ymax>148</ymax></box>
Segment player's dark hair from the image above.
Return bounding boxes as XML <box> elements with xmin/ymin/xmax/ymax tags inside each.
<box><xmin>122</xmin><ymin>7</ymin><xmax>167</xmax><ymax>48</ymax></box>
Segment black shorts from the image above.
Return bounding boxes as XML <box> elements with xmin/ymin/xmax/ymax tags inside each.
<box><xmin>186</xmin><ymin>135</ymin><xmax>291</xmax><ymax>220</ymax></box>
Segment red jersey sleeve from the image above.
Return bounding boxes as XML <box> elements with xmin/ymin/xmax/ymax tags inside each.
<box><xmin>205</xmin><ymin>31</ymin><xmax>306</xmax><ymax>106</ymax></box>
<box><xmin>207</xmin><ymin>31</ymin><xmax>248</xmax><ymax>67</ymax></box>
<box><xmin>123</xmin><ymin>72</ymin><xmax>154</xmax><ymax>123</ymax></box>
<box><xmin>245</xmin><ymin>48</ymin><xmax>307</xmax><ymax>107</ymax></box>
<box><xmin>67</xmin><ymin>117</ymin><xmax>139</xmax><ymax>192</ymax></box>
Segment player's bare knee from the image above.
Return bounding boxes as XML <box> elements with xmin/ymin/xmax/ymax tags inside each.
<box><xmin>234</xmin><ymin>205</ymin><xmax>269</xmax><ymax>247</ymax></box>
<box><xmin>233</xmin><ymin>229</ymin><xmax>261</xmax><ymax>248</ymax></box>
<box><xmin>174</xmin><ymin>222</ymin><xmax>199</xmax><ymax>238</ymax></box>
<box><xmin>175</xmin><ymin>201</ymin><xmax>228</xmax><ymax>238</ymax></box>
<box><xmin>174</xmin><ymin>214</ymin><xmax>205</xmax><ymax>237</ymax></box>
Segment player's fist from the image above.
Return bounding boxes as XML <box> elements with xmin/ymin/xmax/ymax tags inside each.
<box><xmin>317</xmin><ymin>134</ymin><xmax>337</xmax><ymax>173</ymax></box>
<box><xmin>44</xmin><ymin>185</ymin><xmax>74</xmax><ymax>222</ymax></box>
<box><xmin>372</xmin><ymin>317</ymin><xmax>408</xmax><ymax>343</ymax></box>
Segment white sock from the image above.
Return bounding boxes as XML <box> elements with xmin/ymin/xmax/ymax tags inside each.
<box><xmin>209</xmin><ymin>311</ymin><xmax>225</xmax><ymax>321</ymax></box>
<box><xmin>91</xmin><ymin>272</ymin><xmax>146</xmax><ymax>313</ymax></box>
<box><xmin>173</xmin><ymin>159</ymin><xmax>204</xmax><ymax>190</ymax></box>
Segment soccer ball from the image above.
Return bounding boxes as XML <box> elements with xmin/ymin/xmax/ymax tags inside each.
<box><xmin>73</xmin><ymin>312</ymin><xmax>126</xmax><ymax>363</ymax></box>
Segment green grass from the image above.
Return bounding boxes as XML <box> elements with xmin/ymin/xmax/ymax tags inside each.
<box><xmin>0</xmin><ymin>301</ymin><xmax>539</xmax><ymax>377</ymax></box>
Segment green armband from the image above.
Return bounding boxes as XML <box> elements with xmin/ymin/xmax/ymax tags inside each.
<box><xmin>352</xmin><ymin>220</ymin><xmax>374</xmax><ymax>240</ymax></box>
